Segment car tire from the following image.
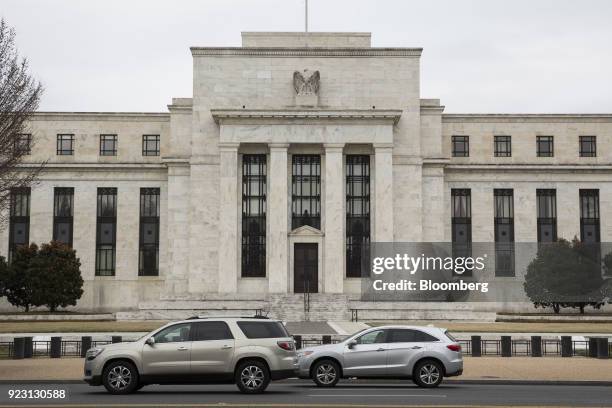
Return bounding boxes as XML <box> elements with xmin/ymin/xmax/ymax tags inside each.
<box><xmin>235</xmin><ymin>360</ymin><xmax>270</xmax><ymax>394</ymax></box>
<box><xmin>312</xmin><ymin>359</ymin><xmax>340</xmax><ymax>387</ymax></box>
<box><xmin>413</xmin><ymin>360</ymin><xmax>444</xmax><ymax>388</ymax></box>
<box><xmin>102</xmin><ymin>360</ymin><xmax>140</xmax><ymax>394</ymax></box>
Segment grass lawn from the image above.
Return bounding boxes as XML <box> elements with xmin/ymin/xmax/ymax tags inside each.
<box><xmin>0</xmin><ymin>320</ymin><xmax>169</xmax><ymax>333</ymax></box>
<box><xmin>366</xmin><ymin>321</ymin><xmax>612</xmax><ymax>333</ymax></box>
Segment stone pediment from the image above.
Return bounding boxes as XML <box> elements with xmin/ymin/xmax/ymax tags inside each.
<box><xmin>289</xmin><ymin>225</ymin><xmax>323</xmax><ymax>236</ymax></box>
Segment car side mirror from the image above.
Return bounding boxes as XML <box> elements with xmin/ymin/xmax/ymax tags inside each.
<box><xmin>145</xmin><ymin>337</ymin><xmax>155</xmax><ymax>347</ymax></box>
<box><xmin>347</xmin><ymin>340</ymin><xmax>357</xmax><ymax>349</ymax></box>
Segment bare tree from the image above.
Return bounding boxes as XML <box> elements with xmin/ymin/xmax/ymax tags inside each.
<box><xmin>0</xmin><ymin>18</ymin><xmax>43</xmax><ymax>228</ymax></box>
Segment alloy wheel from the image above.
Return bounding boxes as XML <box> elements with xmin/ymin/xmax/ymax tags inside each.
<box><xmin>240</xmin><ymin>365</ymin><xmax>265</xmax><ymax>390</ymax></box>
<box><xmin>108</xmin><ymin>365</ymin><xmax>132</xmax><ymax>391</ymax></box>
<box><xmin>316</xmin><ymin>363</ymin><xmax>337</xmax><ymax>385</ymax></box>
<box><xmin>419</xmin><ymin>363</ymin><xmax>440</xmax><ymax>385</ymax></box>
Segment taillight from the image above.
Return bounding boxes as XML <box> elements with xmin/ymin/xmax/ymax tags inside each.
<box><xmin>447</xmin><ymin>344</ymin><xmax>461</xmax><ymax>352</ymax></box>
<box><xmin>277</xmin><ymin>341</ymin><xmax>295</xmax><ymax>351</ymax></box>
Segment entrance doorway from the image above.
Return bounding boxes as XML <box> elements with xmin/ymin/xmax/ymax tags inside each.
<box><xmin>294</xmin><ymin>243</ymin><xmax>318</xmax><ymax>293</ymax></box>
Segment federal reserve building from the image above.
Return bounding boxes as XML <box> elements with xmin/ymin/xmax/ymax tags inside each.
<box><xmin>2</xmin><ymin>32</ymin><xmax>611</xmax><ymax>320</ymax></box>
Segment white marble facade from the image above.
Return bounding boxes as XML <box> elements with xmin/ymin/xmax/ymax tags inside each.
<box><xmin>1</xmin><ymin>32</ymin><xmax>611</xmax><ymax>314</ymax></box>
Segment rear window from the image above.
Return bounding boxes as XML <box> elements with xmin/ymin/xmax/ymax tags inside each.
<box><xmin>237</xmin><ymin>321</ymin><xmax>289</xmax><ymax>339</ymax></box>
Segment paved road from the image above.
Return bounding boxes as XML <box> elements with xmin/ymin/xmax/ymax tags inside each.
<box><xmin>0</xmin><ymin>380</ymin><xmax>609</xmax><ymax>407</ymax></box>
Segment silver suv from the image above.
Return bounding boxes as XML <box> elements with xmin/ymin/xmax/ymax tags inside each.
<box><xmin>297</xmin><ymin>325</ymin><xmax>463</xmax><ymax>388</ymax></box>
<box><xmin>84</xmin><ymin>316</ymin><xmax>297</xmax><ymax>394</ymax></box>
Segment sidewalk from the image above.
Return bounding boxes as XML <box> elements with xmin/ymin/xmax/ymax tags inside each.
<box><xmin>0</xmin><ymin>357</ymin><xmax>610</xmax><ymax>382</ymax></box>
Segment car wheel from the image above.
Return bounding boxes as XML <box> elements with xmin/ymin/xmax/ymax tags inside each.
<box><xmin>413</xmin><ymin>360</ymin><xmax>444</xmax><ymax>388</ymax></box>
<box><xmin>312</xmin><ymin>359</ymin><xmax>340</xmax><ymax>387</ymax></box>
<box><xmin>102</xmin><ymin>360</ymin><xmax>139</xmax><ymax>394</ymax></box>
<box><xmin>235</xmin><ymin>360</ymin><xmax>270</xmax><ymax>394</ymax></box>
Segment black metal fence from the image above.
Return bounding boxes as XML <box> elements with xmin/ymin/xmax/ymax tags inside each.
<box><xmin>1</xmin><ymin>335</ymin><xmax>610</xmax><ymax>359</ymax></box>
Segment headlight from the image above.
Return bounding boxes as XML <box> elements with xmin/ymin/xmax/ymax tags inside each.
<box><xmin>85</xmin><ymin>347</ymin><xmax>104</xmax><ymax>360</ymax></box>
<box><xmin>297</xmin><ymin>350</ymin><xmax>314</xmax><ymax>358</ymax></box>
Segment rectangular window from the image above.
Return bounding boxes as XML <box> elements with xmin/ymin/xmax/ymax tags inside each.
<box><xmin>100</xmin><ymin>134</ymin><xmax>117</xmax><ymax>156</ymax></box>
<box><xmin>536</xmin><ymin>189</ymin><xmax>557</xmax><ymax>243</ymax></box>
<box><xmin>142</xmin><ymin>135</ymin><xmax>160</xmax><ymax>156</ymax></box>
<box><xmin>451</xmin><ymin>189</ymin><xmax>472</xmax><ymax>275</ymax></box>
<box><xmin>494</xmin><ymin>189</ymin><xmax>515</xmax><ymax>276</ymax></box>
<box><xmin>452</xmin><ymin>136</ymin><xmax>469</xmax><ymax>157</ymax></box>
<box><xmin>494</xmin><ymin>135</ymin><xmax>511</xmax><ymax>157</ymax></box>
<box><xmin>580</xmin><ymin>189</ymin><xmax>600</xmax><ymax>243</ymax></box>
<box><xmin>292</xmin><ymin>155</ymin><xmax>321</xmax><ymax>230</ymax></box>
<box><xmin>95</xmin><ymin>188</ymin><xmax>117</xmax><ymax>276</ymax></box>
<box><xmin>537</xmin><ymin>136</ymin><xmax>554</xmax><ymax>157</ymax></box>
<box><xmin>346</xmin><ymin>155</ymin><xmax>370</xmax><ymax>278</ymax></box>
<box><xmin>236</xmin><ymin>321</ymin><xmax>290</xmax><ymax>339</ymax></box>
<box><xmin>242</xmin><ymin>155</ymin><xmax>266</xmax><ymax>278</ymax></box>
<box><xmin>14</xmin><ymin>134</ymin><xmax>32</xmax><ymax>155</ymax></box>
<box><xmin>53</xmin><ymin>187</ymin><xmax>74</xmax><ymax>247</ymax></box>
<box><xmin>57</xmin><ymin>134</ymin><xmax>74</xmax><ymax>155</ymax></box>
<box><xmin>8</xmin><ymin>188</ymin><xmax>31</xmax><ymax>262</ymax></box>
<box><xmin>579</xmin><ymin>136</ymin><xmax>596</xmax><ymax>157</ymax></box>
<box><xmin>139</xmin><ymin>188</ymin><xmax>160</xmax><ymax>276</ymax></box>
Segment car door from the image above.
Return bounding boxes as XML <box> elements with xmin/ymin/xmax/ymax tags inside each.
<box><xmin>343</xmin><ymin>329</ymin><xmax>389</xmax><ymax>376</ymax></box>
<box><xmin>385</xmin><ymin>329</ymin><xmax>429</xmax><ymax>376</ymax></box>
<box><xmin>190</xmin><ymin>321</ymin><xmax>236</xmax><ymax>375</ymax></box>
<box><xmin>141</xmin><ymin>322</ymin><xmax>192</xmax><ymax>376</ymax></box>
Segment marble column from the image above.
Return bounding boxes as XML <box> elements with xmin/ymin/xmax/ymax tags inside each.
<box><xmin>218</xmin><ymin>143</ymin><xmax>239</xmax><ymax>293</ymax></box>
<box><xmin>374</xmin><ymin>144</ymin><xmax>394</xmax><ymax>242</ymax></box>
<box><xmin>268</xmin><ymin>144</ymin><xmax>289</xmax><ymax>293</ymax></box>
<box><xmin>324</xmin><ymin>144</ymin><xmax>345</xmax><ymax>293</ymax></box>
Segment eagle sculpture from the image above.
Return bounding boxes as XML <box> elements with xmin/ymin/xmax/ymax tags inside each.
<box><xmin>293</xmin><ymin>70</ymin><xmax>320</xmax><ymax>95</ymax></box>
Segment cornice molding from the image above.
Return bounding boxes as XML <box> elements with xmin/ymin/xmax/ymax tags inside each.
<box><xmin>445</xmin><ymin>164</ymin><xmax>612</xmax><ymax>172</ymax></box>
<box><xmin>190</xmin><ymin>47</ymin><xmax>422</xmax><ymax>58</ymax></box>
<box><xmin>30</xmin><ymin>112</ymin><xmax>170</xmax><ymax>122</ymax></box>
<box><xmin>211</xmin><ymin>108</ymin><xmax>402</xmax><ymax>124</ymax></box>
<box><xmin>443</xmin><ymin>114</ymin><xmax>612</xmax><ymax>123</ymax></box>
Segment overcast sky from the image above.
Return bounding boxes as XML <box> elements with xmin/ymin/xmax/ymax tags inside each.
<box><xmin>1</xmin><ymin>0</ymin><xmax>611</xmax><ymax>113</ymax></box>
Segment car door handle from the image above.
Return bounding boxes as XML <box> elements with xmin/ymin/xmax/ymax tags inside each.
<box><xmin>221</xmin><ymin>345</ymin><xmax>233</xmax><ymax>350</ymax></box>
<box><xmin>177</xmin><ymin>346</ymin><xmax>188</xmax><ymax>351</ymax></box>
<box><xmin>376</xmin><ymin>348</ymin><xmax>386</xmax><ymax>352</ymax></box>
<box><xmin>410</xmin><ymin>346</ymin><xmax>423</xmax><ymax>349</ymax></box>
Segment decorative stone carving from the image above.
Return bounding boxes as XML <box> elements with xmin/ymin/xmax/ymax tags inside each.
<box><xmin>293</xmin><ymin>69</ymin><xmax>320</xmax><ymax>106</ymax></box>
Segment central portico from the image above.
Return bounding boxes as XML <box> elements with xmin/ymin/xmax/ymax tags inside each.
<box><xmin>162</xmin><ymin>31</ymin><xmax>424</xmax><ymax>301</ymax></box>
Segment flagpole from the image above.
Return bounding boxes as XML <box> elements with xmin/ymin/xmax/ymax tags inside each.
<box><xmin>305</xmin><ymin>0</ymin><xmax>309</xmax><ymax>32</ymax></box>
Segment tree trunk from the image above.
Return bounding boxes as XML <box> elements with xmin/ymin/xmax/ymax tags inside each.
<box><xmin>24</xmin><ymin>304</ymin><xmax>29</xmax><ymax>312</ymax></box>
<box><xmin>553</xmin><ymin>304</ymin><xmax>560</xmax><ymax>314</ymax></box>
<box><xmin>580</xmin><ymin>305</ymin><xmax>585</xmax><ymax>314</ymax></box>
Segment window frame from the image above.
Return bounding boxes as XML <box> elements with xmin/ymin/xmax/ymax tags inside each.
<box><xmin>56</xmin><ymin>134</ymin><xmax>75</xmax><ymax>156</ymax></box>
<box><xmin>536</xmin><ymin>136</ymin><xmax>554</xmax><ymax>157</ymax></box>
<box><xmin>8</xmin><ymin>187</ymin><xmax>31</xmax><ymax>262</ymax></box>
<box><xmin>579</xmin><ymin>136</ymin><xmax>596</xmax><ymax>157</ymax></box>
<box><xmin>493</xmin><ymin>189</ymin><xmax>515</xmax><ymax>277</ymax></box>
<box><xmin>580</xmin><ymin>189</ymin><xmax>600</xmax><ymax>243</ymax></box>
<box><xmin>451</xmin><ymin>135</ymin><xmax>469</xmax><ymax>157</ymax></box>
<box><xmin>291</xmin><ymin>154</ymin><xmax>321</xmax><ymax>230</ymax></box>
<box><xmin>142</xmin><ymin>134</ymin><xmax>160</xmax><ymax>156</ymax></box>
<box><xmin>536</xmin><ymin>189</ymin><xmax>557</xmax><ymax>243</ymax></box>
<box><xmin>192</xmin><ymin>321</ymin><xmax>234</xmax><ymax>342</ymax></box>
<box><xmin>95</xmin><ymin>187</ymin><xmax>117</xmax><ymax>276</ymax></box>
<box><xmin>14</xmin><ymin>133</ymin><xmax>32</xmax><ymax>155</ymax></box>
<box><xmin>346</xmin><ymin>155</ymin><xmax>371</xmax><ymax>278</ymax></box>
<box><xmin>53</xmin><ymin>187</ymin><xmax>74</xmax><ymax>247</ymax></box>
<box><xmin>99</xmin><ymin>134</ymin><xmax>118</xmax><ymax>156</ymax></box>
<box><xmin>139</xmin><ymin>188</ymin><xmax>160</xmax><ymax>276</ymax></box>
<box><xmin>494</xmin><ymin>135</ymin><xmax>512</xmax><ymax>157</ymax></box>
<box><xmin>241</xmin><ymin>154</ymin><xmax>267</xmax><ymax>278</ymax></box>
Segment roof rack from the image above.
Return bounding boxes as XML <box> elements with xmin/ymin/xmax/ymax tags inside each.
<box><xmin>186</xmin><ymin>315</ymin><xmax>270</xmax><ymax>320</ymax></box>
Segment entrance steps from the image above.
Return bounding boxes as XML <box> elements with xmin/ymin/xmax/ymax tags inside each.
<box><xmin>116</xmin><ymin>295</ymin><xmax>495</xmax><ymax>322</ymax></box>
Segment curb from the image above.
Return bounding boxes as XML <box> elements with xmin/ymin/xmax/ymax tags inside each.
<box><xmin>0</xmin><ymin>378</ymin><xmax>610</xmax><ymax>387</ymax></box>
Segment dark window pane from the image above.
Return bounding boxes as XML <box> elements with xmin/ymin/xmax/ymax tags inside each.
<box><xmin>389</xmin><ymin>329</ymin><xmax>439</xmax><ymax>343</ymax></box>
<box><xmin>236</xmin><ymin>321</ymin><xmax>289</xmax><ymax>339</ymax></box>
<box><xmin>346</xmin><ymin>155</ymin><xmax>370</xmax><ymax>278</ymax></box>
<box><xmin>8</xmin><ymin>188</ymin><xmax>30</xmax><ymax>262</ymax></box>
<box><xmin>292</xmin><ymin>155</ymin><xmax>321</xmax><ymax>229</ymax></box>
<box><xmin>193</xmin><ymin>322</ymin><xmax>234</xmax><ymax>341</ymax></box>
<box><xmin>494</xmin><ymin>135</ymin><xmax>511</xmax><ymax>157</ymax></box>
<box><xmin>154</xmin><ymin>323</ymin><xmax>191</xmax><ymax>344</ymax></box>
<box><xmin>452</xmin><ymin>136</ymin><xmax>469</xmax><ymax>157</ymax></box>
<box><xmin>580</xmin><ymin>189</ymin><xmax>600</xmax><ymax>243</ymax></box>
<box><xmin>537</xmin><ymin>136</ymin><xmax>554</xmax><ymax>157</ymax></box>
<box><xmin>142</xmin><ymin>135</ymin><xmax>160</xmax><ymax>156</ymax></box>
<box><xmin>139</xmin><ymin>188</ymin><xmax>160</xmax><ymax>276</ymax></box>
<box><xmin>579</xmin><ymin>136</ymin><xmax>596</xmax><ymax>157</ymax></box>
<box><xmin>537</xmin><ymin>189</ymin><xmax>557</xmax><ymax>243</ymax></box>
<box><xmin>494</xmin><ymin>189</ymin><xmax>514</xmax><ymax>276</ymax></box>
<box><xmin>100</xmin><ymin>134</ymin><xmax>117</xmax><ymax>156</ymax></box>
<box><xmin>96</xmin><ymin>188</ymin><xmax>117</xmax><ymax>276</ymax></box>
<box><xmin>14</xmin><ymin>134</ymin><xmax>32</xmax><ymax>155</ymax></box>
<box><xmin>242</xmin><ymin>155</ymin><xmax>266</xmax><ymax>278</ymax></box>
<box><xmin>57</xmin><ymin>134</ymin><xmax>74</xmax><ymax>155</ymax></box>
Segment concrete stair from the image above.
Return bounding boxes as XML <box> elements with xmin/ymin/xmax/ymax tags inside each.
<box><xmin>267</xmin><ymin>294</ymin><xmax>351</xmax><ymax>321</ymax></box>
<box><xmin>348</xmin><ymin>301</ymin><xmax>496</xmax><ymax>322</ymax></box>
